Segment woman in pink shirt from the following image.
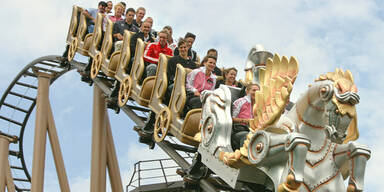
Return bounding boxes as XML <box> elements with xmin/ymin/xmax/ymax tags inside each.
<box><xmin>103</xmin><ymin>3</ymin><xmax>124</xmax><ymax>31</ymax></box>
<box><xmin>231</xmin><ymin>83</ymin><xmax>259</xmax><ymax>149</ymax></box>
<box><xmin>108</xmin><ymin>3</ymin><xmax>124</xmax><ymax>22</ymax></box>
<box><xmin>186</xmin><ymin>55</ymin><xmax>217</xmax><ymax>110</ymax></box>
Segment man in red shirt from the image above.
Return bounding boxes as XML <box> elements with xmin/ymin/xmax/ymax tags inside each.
<box><xmin>143</xmin><ymin>30</ymin><xmax>173</xmax><ymax>77</ymax></box>
<box><xmin>135</xmin><ymin>30</ymin><xmax>173</xmax><ymax>148</ymax></box>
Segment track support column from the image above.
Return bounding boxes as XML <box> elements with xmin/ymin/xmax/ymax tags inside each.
<box><xmin>90</xmin><ymin>85</ymin><xmax>123</xmax><ymax>192</ymax></box>
<box><xmin>31</xmin><ymin>72</ymin><xmax>70</xmax><ymax>192</ymax></box>
<box><xmin>31</xmin><ymin>73</ymin><xmax>50</xmax><ymax>192</ymax></box>
<box><xmin>0</xmin><ymin>134</ymin><xmax>16</xmax><ymax>192</ymax></box>
<box><xmin>106</xmin><ymin>117</ymin><xmax>124</xmax><ymax>192</ymax></box>
<box><xmin>47</xmin><ymin>102</ymin><xmax>71</xmax><ymax>192</ymax></box>
<box><xmin>90</xmin><ymin>85</ymin><xmax>108</xmax><ymax>192</ymax></box>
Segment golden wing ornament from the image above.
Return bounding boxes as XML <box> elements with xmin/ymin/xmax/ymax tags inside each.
<box><xmin>251</xmin><ymin>54</ymin><xmax>299</xmax><ymax>131</ymax></box>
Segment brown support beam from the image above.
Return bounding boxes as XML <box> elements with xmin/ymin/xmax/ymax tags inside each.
<box><xmin>90</xmin><ymin>85</ymin><xmax>107</xmax><ymax>192</ymax></box>
<box><xmin>0</xmin><ymin>136</ymin><xmax>9</xmax><ymax>192</ymax></box>
<box><xmin>31</xmin><ymin>73</ymin><xmax>51</xmax><ymax>192</ymax></box>
<box><xmin>5</xmin><ymin>159</ymin><xmax>15</xmax><ymax>192</ymax></box>
<box><xmin>80</xmin><ymin>74</ymin><xmax>219</xmax><ymax>192</ymax></box>
<box><xmin>0</xmin><ymin>135</ymin><xmax>16</xmax><ymax>192</ymax></box>
<box><xmin>47</xmin><ymin>102</ymin><xmax>71</xmax><ymax>192</ymax></box>
<box><xmin>105</xmin><ymin>115</ymin><xmax>123</xmax><ymax>192</ymax></box>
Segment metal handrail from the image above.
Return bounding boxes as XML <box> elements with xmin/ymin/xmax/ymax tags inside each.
<box><xmin>126</xmin><ymin>157</ymin><xmax>191</xmax><ymax>191</ymax></box>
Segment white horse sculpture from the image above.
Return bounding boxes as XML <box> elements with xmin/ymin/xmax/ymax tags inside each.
<box><xmin>198</xmin><ymin>53</ymin><xmax>371</xmax><ymax>192</ymax></box>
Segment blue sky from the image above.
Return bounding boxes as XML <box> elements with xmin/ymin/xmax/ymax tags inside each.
<box><xmin>1</xmin><ymin>0</ymin><xmax>383</xmax><ymax>191</ymax></box>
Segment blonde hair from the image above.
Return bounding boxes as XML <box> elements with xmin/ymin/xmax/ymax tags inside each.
<box><xmin>158</xmin><ymin>30</ymin><xmax>169</xmax><ymax>38</ymax></box>
<box><xmin>114</xmin><ymin>3</ymin><xmax>124</xmax><ymax>11</ymax></box>
<box><xmin>137</xmin><ymin>7</ymin><xmax>146</xmax><ymax>13</ymax></box>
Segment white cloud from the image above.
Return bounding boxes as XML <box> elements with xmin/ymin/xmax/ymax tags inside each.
<box><xmin>123</xmin><ymin>142</ymin><xmax>168</xmax><ymax>164</ymax></box>
<box><xmin>69</xmin><ymin>176</ymin><xmax>90</xmax><ymax>192</ymax></box>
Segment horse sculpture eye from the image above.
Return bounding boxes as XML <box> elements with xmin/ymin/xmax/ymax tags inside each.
<box><xmin>320</xmin><ymin>84</ymin><xmax>333</xmax><ymax>101</ymax></box>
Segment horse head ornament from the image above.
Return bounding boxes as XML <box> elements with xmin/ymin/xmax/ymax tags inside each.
<box><xmin>308</xmin><ymin>69</ymin><xmax>360</xmax><ymax>144</ymax></box>
<box><xmin>199</xmin><ymin>51</ymin><xmax>371</xmax><ymax>192</ymax></box>
<box><xmin>247</xmin><ymin>64</ymin><xmax>371</xmax><ymax>191</ymax></box>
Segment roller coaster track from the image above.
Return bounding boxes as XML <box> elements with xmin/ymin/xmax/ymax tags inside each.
<box><xmin>0</xmin><ymin>55</ymin><xmax>221</xmax><ymax>191</ymax></box>
<box><xmin>0</xmin><ymin>55</ymin><xmax>72</xmax><ymax>191</ymax></box>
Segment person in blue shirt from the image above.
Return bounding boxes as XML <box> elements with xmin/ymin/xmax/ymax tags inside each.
<box><xmin>83</xmin><ymin>1</ymin><xmax>107</xmax><ymax>33</ymax></box>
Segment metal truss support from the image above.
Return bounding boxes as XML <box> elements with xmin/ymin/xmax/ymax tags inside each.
<box><xmin>90</xmin><ymin>85</ymin><xmax>123</xmax><ymax>192</ymax></box>
<box><xmin>92</xmin><ymin>78</ymin><xmax>218</xmax><ymax>191</ymax></box>
<box><xmin>31</xmin><ymin>72</ymin><xmax>70</xmax><ymax>192</ymax></box>
<box><xmin>0</xmin><ymin>135</ymin><xmax>16</xmax><ymax>192</ymax></box>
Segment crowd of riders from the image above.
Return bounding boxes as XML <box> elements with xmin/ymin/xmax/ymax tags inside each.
<box><xmin>80</xmin><ymin>1</ymin><xmax>258</xmax><ymax>151</ymax></box>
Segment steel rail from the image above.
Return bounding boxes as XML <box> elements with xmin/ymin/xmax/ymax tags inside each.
<box><xmin>0</xmin><ymin>55</ymin><xmax>219</xmax><ymax>192</ymax></box>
